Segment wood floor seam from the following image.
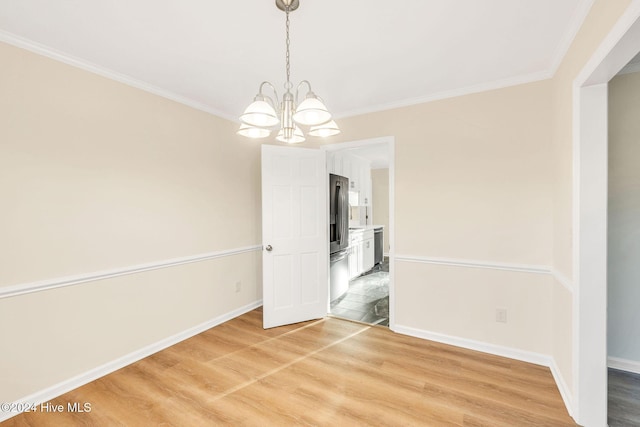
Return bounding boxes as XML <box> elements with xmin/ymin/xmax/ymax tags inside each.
<box><xmin>205</xmin><ymin>317</ymin><xmax>327</xmax><ymax>364</ymax></box>
<box><xmin>208</xmin><ymin>323</ymin><xmax>372</xmax><ymax>404</ymax></box>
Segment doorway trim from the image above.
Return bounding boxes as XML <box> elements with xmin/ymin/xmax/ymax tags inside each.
<box><xmin>322</xmin><ymin>136</ymin><xmax>396</xmax><ymax>329</ymax></box>
<box><xmin>573</xmin><ymin>1</ymin><xmax>640</xmax><ymax>425</ymax></box>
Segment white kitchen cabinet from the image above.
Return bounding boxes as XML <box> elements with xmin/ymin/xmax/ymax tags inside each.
<box><xmin>333</xmin><ymin>153</ymin><xmax>343</xmax><ymax>176</ymax></box>
<box><xmin>363</xmin><ymin>229</ymin><xmax>374</xmax><ymax>272</ymax></box>
<box><xmin>347</xmin><ymin>228</ymin><xmax>374</xmax><ymax>279</ymax></box>
<box><xmin>348</xmin><ymin>155</ymin><xmax>359</xmax><ymax>191</ymax></box>
<box><xmin>347</xmin><ymin>244</ymin><xmax>358</xmax><ymax>279</ymax></box>
<box><xmin>331</xmin><ymin>150</ymin><xmax>373</xmax><ymax>225</ymax></box>
<box><xmin>327</xmin><ymin>152</ymin><xmax>336</xmax><ymax>174</ymax></box>
<box><xmin>359</xmin><ymin>167</ymin><xmax>371</xmax><ymax>206</ymax></box>
<box><xmin>330</xmin><ymin>152</ymin><xmax>372</xmax><ymax>202</ymax></box>
<box><xmin>342</xmin><ymin>155</ymin><xmax>352</xmax><ymax>184</ymax></box>
<box><xmin>348</xmin><ymin>232</ymin><xmax>361</xmax><ymax>279</ymax></box>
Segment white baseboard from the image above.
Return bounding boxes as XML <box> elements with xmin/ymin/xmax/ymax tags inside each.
<box><xmin>394</xmin><ymin>324</ymin><xmax>551</xmax><ymax>366</ymax></box>
<box><xmin>0</xmin><ymin>299</ymin><xmax>262</xmax><ymax>423</ymax></box>
<box><xmin>393</xmin><ymin>324</ymin><xmax>574</xmax><ymax>418</ymax></box>
<box><xmin>549</xmin><ymin>358</ymin><xmax>574</xmax><ymax>418</ymax></box>
<box><xmin>608</xmin><ymin>356</ymin><xmax>640</xmax><ymax>374</ymax></box>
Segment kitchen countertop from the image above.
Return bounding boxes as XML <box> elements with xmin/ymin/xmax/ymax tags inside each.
<box><xmin>349</xmin><ymin>225</ymin><xmax>384</xmax><ymax>232</ymax></box>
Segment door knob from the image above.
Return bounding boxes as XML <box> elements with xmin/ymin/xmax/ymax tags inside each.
<box><xmin>265</xmin><ymin>245</ymin><xmax>273</xmax><ymax>252</ymax></box>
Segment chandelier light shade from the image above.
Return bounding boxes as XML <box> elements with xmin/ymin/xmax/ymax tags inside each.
<box><xmin>308</xmin><ymin>120</ymin><xmax>340</xmax><ymax>137</ymax></box>
<box><xmin>276</xmin><ymin>125</ymin><xmax>305</xmax><ymax>144</ymax></box>
<box><xmin>239</xmin><ymin>95</ymin><xmax>279</xmax><ymax>127</ymax></box>
<box><xmin>292</xmin><ymin>92</ymin><xmax>331</xmax><ymax>126</ymax></box>
<box><xmin>238</xmin><ymin>0</ymin><xmax>340</xmax><ymax>143</ymax></box>
<box><xmin>237</xmin><ymin>123</ymin><xmax>271</xmax><ymax>139</ymax></box>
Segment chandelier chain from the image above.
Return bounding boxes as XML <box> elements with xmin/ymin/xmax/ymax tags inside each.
<box><xmin>237</xmin><ymin>0</ymin><xmax>340</xmax><ymax>142</ymax></box>
<box><xmin>285</xmin><ymin>6</ymin><xmax>291</xmax><ymax>89</ymax></box>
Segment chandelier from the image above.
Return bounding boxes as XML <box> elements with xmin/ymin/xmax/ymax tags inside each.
<box><xmin>237</xmin><ymin>0</ymin><xmax>340</xmax><ymax>143</ymax></box>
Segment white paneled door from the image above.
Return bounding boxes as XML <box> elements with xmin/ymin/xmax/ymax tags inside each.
<box><xmin>261</xmin><ymin>145</ymin><xmax>328</xmax><ymax>329</ymax></box>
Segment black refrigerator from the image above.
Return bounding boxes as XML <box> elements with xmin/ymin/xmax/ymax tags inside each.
<box><xmin>329</xmin><ymin>174</ymin><xmax>349</xmax><ymax>301</ymax></box>
<box><xmin>329</xmin><ymin>174</ymin><xmax>349</xmax><ymax>254</ymax></box>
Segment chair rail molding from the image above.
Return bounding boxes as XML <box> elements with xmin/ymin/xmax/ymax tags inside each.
<box><xmin>0</xmin><ymin>245</ymin><xmax>262</xmax><ymax>300</ymax></box>
<box><xmin>395</xmin><ymin>254</ymin><xmax>551</xmax><ymax>275</ymax></box>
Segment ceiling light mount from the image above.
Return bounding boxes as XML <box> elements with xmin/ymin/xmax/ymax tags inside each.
<box><xmin>238</xmin><ymin>0</ymin><xmax>339</xmax><ymax>143</ymax></box>
<box><xmin>275</xmin><ymin>0</ymin><xmax>299</xmax><ymax>12</ymax></box>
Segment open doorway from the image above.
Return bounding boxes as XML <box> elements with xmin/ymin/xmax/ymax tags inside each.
<box><xmin>323</xmin><ymin>137</ymin><xmax>395</xmax><ymax>328</ymax></box>
<box><xmin>574</xmin><ymin>3</ymin><xmax>640</xmax><ymax>425</ymax></box>
<box><xmin>606</xmin><ymin>52</ymin><xmax>640</xmax><ymax>426</ymax></box>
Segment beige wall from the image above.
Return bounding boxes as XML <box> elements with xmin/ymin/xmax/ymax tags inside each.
<box><xmin>0</xmin><ymin>42</ymin><xmax>262</xmax><ymax>286</ymax></box>
<box><xmin>0</xmin><ymin>252</ymin><xmax>261</xmax><ymax>401</ymax></box>
<box><xmin>371</xmin><ymin>168</ymin><xmax>389</xmax><ymax>253</ymax></box>
<box><xmin>608</xmin><ymin>70</ymin><xmax>640</xmax><ymax>363</ymax></box>
<box><xmin>331</xmin><ymin>80</ymin><xmax>555</xmax><ymax>357</ymax></box>
<box><xmin>551</xmin><ymin>0</ymin><xmax>632</xmax><ymax>279</ymax></box>
<box><xmin>334</xmin><ymin>81</ymin><xmax>553</xmax><ymax>264</ymax></box>
<box><xmin>2</xmin><ymin>0</ymin><xmax>636</xmax><ymax>414</ymax></box>
<box><xmin>548</xmin><ymin>0</ymin><xmax>632</xmax><ymax>394</ymax></box>
<box><xmin>0</xmin><ymin>41</ymin><xmax>262</xmax><ymax>402</ymax></box>
<box><xmin>332</xmin><ymin>1</ymin><xmax>636</xmax><ymax>402</ymax></box>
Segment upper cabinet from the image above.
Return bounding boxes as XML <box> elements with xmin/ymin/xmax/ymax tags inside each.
<box><xmin>327</xmin><ymin>151</ymin><xmax>337</xmax><ymax>175</ymax></box>
<box><xmin>359</xmin><ymin>165</ymin><xmax>371</xmax><ymax>206</ymax></box>
<box><xmin>346</xmin><ymin>156</ymin><xmax>358</xmax><ymax>191</ymax></box>
<box><xmin>328</xmin><ymin>151</ymin><xmax>371</xmax><ymax>206</ymax></box>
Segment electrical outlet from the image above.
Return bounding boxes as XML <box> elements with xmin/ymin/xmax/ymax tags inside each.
<box><xmin>235</xmin><ymin>281</ymin><xmax>242</xmax><ymax>293</ymax></box>
<box><xmin>496</xmin><ymin>308</ymin><xmax>507</xmax><ymax>323</ymax></box>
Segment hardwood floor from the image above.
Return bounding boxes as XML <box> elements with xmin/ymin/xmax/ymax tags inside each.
<box><xmin>5</xmin><ymin>308</ymin><xmax>575</xmax><ymax>426</ymax></box>
<box><xmin>609</xmin><ymin>368</ymin><xmax>640</xmax><ymax>426</ymax></box>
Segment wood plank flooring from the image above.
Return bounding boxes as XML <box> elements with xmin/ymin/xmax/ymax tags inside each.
<box><xmin>4</xmin><ymin>308</ymin><xmax>576</xmax><ymax>426</ymax></box>
<box><xmin>609</xmin><ymin>368</ymin><xmax>640</xmax><ymax>426</ymax></box>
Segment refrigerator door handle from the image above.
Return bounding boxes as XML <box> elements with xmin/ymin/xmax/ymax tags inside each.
<box><xmin>340</xmin><ymin>179</ymin><xmax>348</xmax><ymax>245</ymax></box>
<box><xmin>336</xmin><ymin>181</ymin><xmax>343</xmax><ymax>245</ymax></box>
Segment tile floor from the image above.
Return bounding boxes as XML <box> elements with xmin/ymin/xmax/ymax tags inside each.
<box><xmin>330</xmin><ymin>257</ymin><xmax>389</xmax><ymax>326</ymax></box>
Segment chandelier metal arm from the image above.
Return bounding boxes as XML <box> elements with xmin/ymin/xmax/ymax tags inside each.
<box><xmin>257</xmin><ymin>81</ymin><xmax>280</xmax><ymax>112</ymax></box>
<box><xmin>295</xmin><ymin>80</ymin><xmax>313</xmax><ymax>105</ymax></box>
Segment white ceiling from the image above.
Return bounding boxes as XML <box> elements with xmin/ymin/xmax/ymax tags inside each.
<box><xmin>0</xmin><ymin>0</ymin><xmax>591</xmax><ymax>122</ymax></box>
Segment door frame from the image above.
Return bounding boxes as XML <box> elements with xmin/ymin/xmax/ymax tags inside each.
<box><xmin>321</xmin><ymin>136</ymin><xmax>396</xmax><ymax>330</ymax></box>
<box><xmin>573</xmin><ymin>2</ymin><xmax>640</xmax><ymax>425</ymax></box>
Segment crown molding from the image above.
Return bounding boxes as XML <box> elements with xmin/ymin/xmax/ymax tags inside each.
<box><xmin>547</xmin><ymin>0</ymin><xmax>596</xmax><ymax>75</ymax></box>
<box><xmin>0</xmin><ymin>30</ymin><xmax>236</xmax><ymax>122</ymax></box>
<box><xmin>335</xmin><ymin>70</ymin><xmax>553</xmax><ymax>120</ymax></box>
<box><xmin>2</xmin><ymin>0</ymin><xmax>597</xmax><ymax>124</ymax></box>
